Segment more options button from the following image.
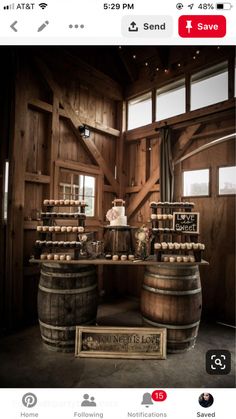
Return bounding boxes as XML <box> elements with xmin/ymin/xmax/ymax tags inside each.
<box><xmin>122</xmin><ymin>15</ymin><xmax>173</xmax><ymax>37</ymax></box>
<box><xmin>179</xmin><ymin>15</ymin><xmax>226</xmax><ymax>38</ymax></box>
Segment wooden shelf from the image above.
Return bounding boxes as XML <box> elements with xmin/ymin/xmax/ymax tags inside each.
<box><xmin>30</xmin><ymin>257</ymin><xmax>209</xmax><ymax>266</ymax></box>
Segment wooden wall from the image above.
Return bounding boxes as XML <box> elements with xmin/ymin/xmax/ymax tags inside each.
<box><xmin>1</xmin><ymin>50</ymin><xmax>122</xmax><ymax>331</ymax></box>
<box><xmin>174</xmin><ymin>133</ymin><xmax>235</xmax><ymax>324</ymax></box>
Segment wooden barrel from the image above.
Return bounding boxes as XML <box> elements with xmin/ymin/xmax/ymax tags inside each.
<box><xmin>104</xmin><ymin>226</ymin><xmax>133</xmax><ymax>255</ymax></box>
<box><xmin>38</xmin><ymin>263</ymin><xmax>98</xmax><ymax>352</ymax></box>
<box><xmin>141</xmin><ymin>264</ymin><xmax>202</xmax><ymax>353</ymax></box>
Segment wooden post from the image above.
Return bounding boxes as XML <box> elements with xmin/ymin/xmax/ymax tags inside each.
<box><xmin>6</xmin><ymin>55</ymin><xmax>28</xmax><ymax>328</ymax></box>
<box><xmin>50</xmin><ymin>96</ymin><xmax>60</xmax><ymax>197</ymax></box>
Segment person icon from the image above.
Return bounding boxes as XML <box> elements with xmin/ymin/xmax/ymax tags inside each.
<box><xmin>81</xmin><ymin>394</ymin><xmax>91</xmax><ymax>407</ymax></box>
<box><xmin>81</xmin><ymin>394</ymin><xmax>97</xmax><ymax>407</ymax></box>
<box><xmin>198</xmin><ymin>393</ymin><xmax>214</xmax><ymax>408</ymax></box>
<box><xmin>90</xmin><ymin>397</ymin><xmax>96</xmax><ymax>407</ymax></box>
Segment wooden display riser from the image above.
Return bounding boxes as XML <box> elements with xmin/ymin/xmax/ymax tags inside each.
<box><xmin>30</xmin><ymin>257</ymin><xmax>208</xmax><ymax>266</ymax></box>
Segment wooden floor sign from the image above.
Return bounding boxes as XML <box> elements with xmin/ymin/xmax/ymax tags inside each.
<box><xmin>75</xmin><ymin>326</ymin><xmax>167</xmax><ymax>359</ymax></box>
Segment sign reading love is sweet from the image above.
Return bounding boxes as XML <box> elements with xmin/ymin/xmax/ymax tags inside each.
<box><xmin>173</xmin><ymin>212</ymin><xmax>200</xmax><ymax>234</ymax></box>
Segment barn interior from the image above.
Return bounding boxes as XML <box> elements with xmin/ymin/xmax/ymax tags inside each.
<box><xmin>0</xmin><ymin>45</ymin><xmax>235</xmax><ymax>388</ymax></box>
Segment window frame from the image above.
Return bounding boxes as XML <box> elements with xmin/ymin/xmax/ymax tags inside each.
<box><xmin>156</xmin><ymin>78</ymin><xmax>186</xmax><ymax>122</ymax></box>
<box><xmin>217</xmin><ymin>165</ymin><xmax>236</xmax><ymax>197</ymax></box>
<box><xmin>54</xmin><ymin>160</ymin><xmax>102</xmax><ymax>221</ymax></box>
<box><xmin>190</xmin><ymin>61</ymin><xmax>229</xmax><ymax>111</ymax></box>
<box><xmin>127</xmin><ymin>91</ymin><xmax>152</xmax><ymax>131</ymax></box>
<box><xmin>182</xmin><ymin>167</ymin><xmax>211</xmax><ymax>198</ymax></box>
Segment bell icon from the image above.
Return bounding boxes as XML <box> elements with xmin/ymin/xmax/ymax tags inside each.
<box><xmin>141</xmin><ymin>392</ymin><xmax>153</xmax><ymax>407</ymax></box>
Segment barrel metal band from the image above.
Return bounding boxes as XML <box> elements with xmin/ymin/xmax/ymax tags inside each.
<box><xmin>41</xmin><ymin>270</ymin><xmax>95</xmax><ymax>279</ymax></box>
<box><xmin>39</xmin><ymin>284</ymin><xmax>97</xmax><ymax>294</ymax></box>
<box><xmin>42</xmin><ymin>336</ymin><xmax>75</xmax><ymax>345</ymax></box>
<box><xmin>39</xmin><ymin>318</ymin><xmax>96</xmax><ymax>331</ymax></box>
<box><xmin>142</xmin><ymin>284</ymin><xmax>201</xmax><ymax>296</ymax></box>
<box><xmin>145</xmin><ymin>272</ymin><xmax>199</xmax><ymax>281</ymax></box>
<box><xmin>168</xmin><ymin>335</ymin><xmax>197</xmax><ymax>344</ymax></box>
<box><xmin>142</xmin><ymin>316</ymin><xmax>200</xmax><ymax>329</ymax></box>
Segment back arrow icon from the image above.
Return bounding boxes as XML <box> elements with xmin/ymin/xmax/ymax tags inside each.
<box><xmin>10</xmin><ymin>21</ymin><xmax>18</xmax><ymax>32</ymax></box>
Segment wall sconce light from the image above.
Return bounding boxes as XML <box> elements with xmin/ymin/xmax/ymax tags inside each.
<box><xmin>79</xmin><ymin>125</ymin><xmax>90</xmax><ymax>139</ymax></box>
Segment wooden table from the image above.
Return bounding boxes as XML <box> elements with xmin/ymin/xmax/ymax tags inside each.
<box><xmin>30</xmin><ymin>257</ymin><xmax>208</xmax><ymax>266</ymax></box>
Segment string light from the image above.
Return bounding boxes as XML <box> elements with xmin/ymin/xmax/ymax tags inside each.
<box><xmin>177</xmin><ymin>63</ymin><xmax>181</xmax><ymax>67</ymax></box>
<box><xmin>193</xmin><ymin>56</ymin><xmax>196</xmax><ymax>60</ymax></box>
<box><xmin>196</xmin><ymin>50</ymin><xmax>200</xmax><ymax>54</ymax></box>
<box><xmin>164</xmin><ymin>69</ymin><xmax>168</xmax><ymax>73</ymax></box>
<box><xmin>133</xmin><ymin>54</ymin><xmax>136</xmax><ymax>59</ymax></box>
<box><xmin>145</xmin><ymin>62</ymin><xmax>149</xmax><ymax>66</ymax></box>
<box><xmin>156</xmin><ymin>67</ymin><xmax>159</xmax><ymax>71</ymax></box>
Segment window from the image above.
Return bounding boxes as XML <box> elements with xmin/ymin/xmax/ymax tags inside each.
<box><xmin>59</xmin><ymin>169</ymin><xmax>96</xmax><ymax>216</ymax></box>
<box><xmin>219</xmin><ymin>166</ymin><xmax>236</xmax><ymax>195</ymax></box>
<box><xmin>183</xmin><ymin>169</ymin><xmax>210</xmax><ymax>197</ymax></box>
<box><xmin>191</xmin><ymin>63</ymin><xmax>228</xmax><ymax>111</ymax></box>
<box><xmin>156</xmin><ymin>80</ymin><xmax>185</xmax><ymax>121</ymax></box>
<box><xmin>128</xmin><ymin>92</ymin><xmax>152</xmax><ymax>130</ymax></box>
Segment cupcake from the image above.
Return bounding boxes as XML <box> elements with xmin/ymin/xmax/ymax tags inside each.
<box><xmin>59</xmin><ymin>254</ymin><xmax>66</xmax><ymax>261</ymax></box>
<box><xmin>54</xmin><ymin>254</ymin><xmax>60</xmax><ymax>261</ymax></box>
<box><xmin>128</xmin><ymin>255</ymin><xmax>135</xmax><ymax>261</ymax></box>
<box><xmin>157</xmin><ymin>214</ymin><xmax>163</xmax><ymax>220</ymax></box>
<box><xmin>174</xmin><ymin>243</ymin><xmax>181</xmax><ymax>250</ymax></box>
<box><xmin>121</xmin><ymin>255</ymin><xmax>127</xmax><ymax>261</ymax></box>
<box><xmin>183</xmin><ymin>256</ymin><xmax>189</xmax><ymax>263</ymax></box>
<box><xmin>49</xmin><ymin>226</ymin><xmax>54</xmax><ymax>232</ymax></box>
<box><xmin>67</xmin><ymin>226</ymin><xmax>72</xmax><ymax>233</ymax></box>
<box><xmin>61</xmin><ymin>226</ymin><xmax>67</xmax><ymax>232</ymax></box>
<box><xmin>66</xmin><ymin>255</ymin><xmax>72</xmax><ymax>261</ymax></box>
<box><xmin>78</xmin><ymin>226</ymin><xmax>84</xmax><ymax>233</ymax></box>
<box><xmin>154</xmin><ymin>243</ymin><xmax>161</xmax><ymax>250</ymax></box>
<box><xmin>163</xmin><ymin>256</ymin><xmax>169</xmax><ymax>262</ymax></box>
<box><xmin>47</xmin><ymin>254</ymin><xmax>54</xmax><ymax>260</ymax></box>
<box><xmin>49</xmin><ymin>199</ymin><xmax>54</xmax><ymax>205</ymax></box>
<box><xmin>180</xmin><ymin>243</ymin><xmax>186</xmax><ymax>250</ymax></box>
<box><xmin>37</xmin><ymin>226</ymin><xmax>42</xmax><ymax>232</ymax></box>
<box><xmin>168</xmin><ymin>243</ymin><xmax>174</xmax><ymax>250</ymax></box>
<box><xmin>167</xmin><ymin>214</ymin><xmax>173</xmax><ymax>220</ymax></box>
<box><xmin>72</xmin><ymin>226</ymin><xmax>78</xmax><ymax>233</ymax></box>
<box><xmin>40</xmin><ymin>254</ymin><xmax>47</xmax><ymax>260</ymax></box>
<box><xmin>161</xmin><ymin>242</ymin><xmax>168</xmax><ymax>250</ymax></box>
<box><xmin>162</xmin><ymin>214</ymin><xmax>168</xmax><ymax>220</ymax></box>
<box><xmin>169</xmin><ymin>256</ymin><xmax>176</xmax><ymax>263</ymax></box>
<box><xmin>176</xmin><ymin>256</ymin><xmax>183</xmax><ymax>263</ymax></box>
<box><xmin>75</xmin><ymin>200</ymin><xmax>80</xmax><ymax>206</ymax></box>
<box><xmin>42</xmin><ymin>226</ymin><xmax>48</xmax><ymax>232</ymax></box>
<box><xmin>55</xmin><ymin>226</ymin><xmax>61</xmax><ymax>232</ymax></box>
<box><xmin>151</xmin><ymin>214</ymin><xmax>157</xmax><ymax>220</ymax></box>
<box><xmin>59</xmin><ymin>200</ymin><xmax>64</xmax><ymax>205</ymax></box>
<box><xmin>43</xmin><ymin>199</ymin><xmax>49</xmax><ymax>205</ymax></box>
<box><xmin>64</xmin><ymin>200</ymin><xmax>70</xmax><ymax>205</ymax></box>
<box><xmin>189</xmin><ymin>256</ymin><xmax>195</xmax><ymax>263</ymax></box>
<box><xmin>112</xmin><ymin>255</ymin><xmax>119</xmax><ymax>261</ymax></box>
<box><xmin>54</xmin><ymin>200</ymin><xmax>59</xmax><ymax>206</ymax></box>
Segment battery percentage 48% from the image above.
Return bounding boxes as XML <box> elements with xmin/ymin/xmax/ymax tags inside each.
<box><xmin>198</xmin><ymin>3</ymin><xmax>215</xmax><ymax>9</ymax></box>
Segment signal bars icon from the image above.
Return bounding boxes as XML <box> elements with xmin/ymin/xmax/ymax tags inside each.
<box><xmin>3</xmin><ymin>3</ymin><xmax>14</xmax><ymax>9</ymax></box>
<box><xmin>39</xmin><ymin>2</ymin><xmax>48</xmax><ymax>9</ymax></box>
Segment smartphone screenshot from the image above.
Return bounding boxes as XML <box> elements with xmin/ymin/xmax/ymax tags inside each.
<box><xmin>0</xmin><ymin>0</ymin><xmax>235</xmax><ymax>418</ymax></box>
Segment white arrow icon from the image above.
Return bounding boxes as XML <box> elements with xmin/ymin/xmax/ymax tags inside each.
<box><xmin>10</xmin><ymin>21</ymin><xmax>18</xmax><ymax>32</ymax></box>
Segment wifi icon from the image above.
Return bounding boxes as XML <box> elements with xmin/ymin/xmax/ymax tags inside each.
<box><xmin>39</xmin><ymin>3</ymin><xmax>48</xmax><ymax>9</ymax></box>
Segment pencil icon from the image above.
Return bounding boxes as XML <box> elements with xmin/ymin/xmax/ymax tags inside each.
<box><xmin>37</xmin><ymin>20</ymin><xmax>49</xmax><ymax>32</ymax></box>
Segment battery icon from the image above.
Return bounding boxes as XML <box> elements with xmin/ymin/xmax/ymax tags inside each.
<box><xmin>216</xmin><ymin>3</ymin><xmax>233</xmax><ymax>9</ymax></box>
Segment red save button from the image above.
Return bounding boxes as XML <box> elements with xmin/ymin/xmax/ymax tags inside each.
<box><xmin>179</xmin><ymin>15</ymin><xmax>226</xmax><ymax>37</ymax></box>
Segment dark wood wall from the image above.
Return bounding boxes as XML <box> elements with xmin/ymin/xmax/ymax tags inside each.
<box><xmin>0</xmin><ymin>46</ymin><xmax>235</xmax><ymax>332</ymax></box>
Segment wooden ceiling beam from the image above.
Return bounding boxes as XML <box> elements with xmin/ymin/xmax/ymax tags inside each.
<box><xmin>173</xmin><ymin>124</ymin><xmax>201</xmax><ymax>162</ymax></box>
<box><xmin>34</xmin><ymin>57</ymin><xmax>119</xmax><ymax>194</ymax></box>
<box><xmin>127</xmin><ymin>166</ymin><xmax>160</xmax><ymax>219</ymax></box>
<box><xmin>126</xmin><ymin>99</ymin><xmax>235</xmax><ymax>142</ymax></box>
<box><xmin>28</xmin><ymin>99</ymin><xmax>120</xmax><ymax>138</ymax></box>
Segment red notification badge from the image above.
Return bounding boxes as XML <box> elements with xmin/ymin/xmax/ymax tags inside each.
<box><xmin>152</xmin><ymin>390</ymin><xmax>167</xmax><ymax>402</ymax></box>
